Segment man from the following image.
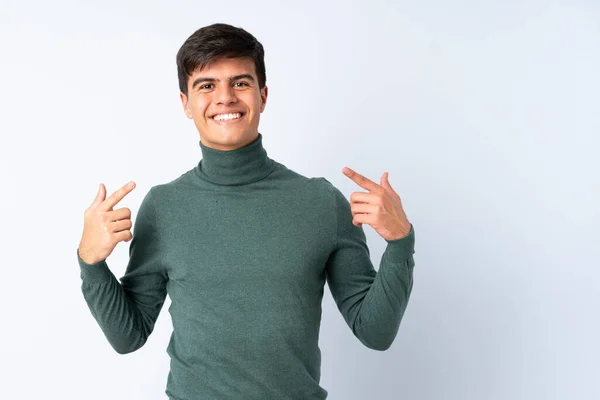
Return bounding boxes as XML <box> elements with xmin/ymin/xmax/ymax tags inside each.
<box><xmin>77</xmin><ymin>23</ymin><xmax>415</xmax><ymax>400</ymax></box>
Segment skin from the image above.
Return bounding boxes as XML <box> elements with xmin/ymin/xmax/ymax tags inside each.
<box><xmin>78</xmin><ymin>182</ymin><xmax>136</xmax><ymax>264</ymax></box>
<box><xmin>179</xmin><ymin>56</ymin><xmax>268</xmax><ymax>151</ymax></box>
<box><xmin>78</xmin><ymin>56</ymin><xmax>411</xmax><ymax>265</ymax></box>
<box><xmin>342</xmin><ymin>167</ymin><xmax>412</xmax><ymax>241</ymax></box>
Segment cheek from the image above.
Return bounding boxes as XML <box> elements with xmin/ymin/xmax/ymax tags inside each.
<box><xmin>252</xmin><ymin>95</ymin><xmax>264</xmax><ymax>113</ymax></box>
<box><xmin>191</xmin><ymin>96</ymin><xmax>210</xmax><ymax>113</ymax></box>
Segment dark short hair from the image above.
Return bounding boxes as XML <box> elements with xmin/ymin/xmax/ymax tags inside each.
<box><xmin>176</xmin><ymin>23</ymin><xmax>266</xmax><ymax>96</ymax></box>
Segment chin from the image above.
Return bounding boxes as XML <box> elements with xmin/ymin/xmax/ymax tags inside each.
<box><xmin>202</xmin><ymin>130</ymin><xmax>258</xmax><ymax>150</ymax></box>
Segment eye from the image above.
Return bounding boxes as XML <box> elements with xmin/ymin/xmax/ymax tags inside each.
<box><xmin>234</xmin><ymin>81</ymin><xmax>249</xmax><ymax>87</ymax></box>
<box><xmin>196</xmin><ymin>83</ymin><xmax>214</xmax><ymax>92</ymax></box>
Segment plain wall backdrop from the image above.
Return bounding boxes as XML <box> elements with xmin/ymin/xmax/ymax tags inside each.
<box><xmin>0</xmin><ymin>0</ymin><xmax>598</xmax><ymax>399</ymax></box>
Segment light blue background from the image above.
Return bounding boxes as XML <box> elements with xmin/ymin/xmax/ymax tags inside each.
<box><xmin>0</xmin><ymin>0</ymin><xmax>598</xmax><ymax>399</ymax></box>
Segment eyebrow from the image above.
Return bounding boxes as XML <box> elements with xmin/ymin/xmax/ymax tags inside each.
<box><xmin>191</xmin><ymin>74</ymin><xmax>255</xmax><ymax>90</ymax></box>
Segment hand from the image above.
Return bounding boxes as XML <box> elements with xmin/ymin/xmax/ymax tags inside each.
<box><xmin>78</xmin><ymin>181</ymin><xmax>136</xmax><ymax>264</ymax></box>
<box><xmin>342</xmin><ymin>167</ymin><xmax>411</xmax><ymax>241</ymax></box>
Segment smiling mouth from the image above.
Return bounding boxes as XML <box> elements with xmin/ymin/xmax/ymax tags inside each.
<box><xmin>212</xmin><ymin>112</ymin><xmax>244</xmax><ymax>122</ymax></box>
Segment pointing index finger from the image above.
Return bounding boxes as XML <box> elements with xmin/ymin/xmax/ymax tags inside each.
<box><xmin>342</xmin><ymin>167</ymin><xmax>382</xmax><ymax>193</ymax></box>
<box><xmin>100</xmin><ymin>181</ymin><xmax>136</xmax><ymax>211</ymax></box>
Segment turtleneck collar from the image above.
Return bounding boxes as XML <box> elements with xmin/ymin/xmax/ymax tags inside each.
<box><xmin>195</xmin><ymin>133</ymin><xmax>276</xmax><ymax>186</ymax></box>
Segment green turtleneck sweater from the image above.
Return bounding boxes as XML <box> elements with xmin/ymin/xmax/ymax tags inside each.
<box><xmin>77</xmin><ymin>133</ymin><xmax>416</xmax><ymax>400</ymax></box>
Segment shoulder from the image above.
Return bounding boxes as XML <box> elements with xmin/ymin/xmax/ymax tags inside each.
<box><xmin>310</xmin><ymin>176</ymin><xmax>348</xmax><ymax>205</ymax></box>
<box><xmin>304</xmin><ymin>175</ymin><xmax>349</xmax><ymax>212</ymax></box>
<box><xmin>262</xmin><ymin>160</ymin><xmax>345</xmax><ymax>208</ymax></box>
<box><xmin>144</xmin><ymin>167</ymin><xmax>197</xmax><ymax>199</ymax></box>
<box><xmin>266</xmin><ymin>160</ymin><xmax>334</xmax><ymax>192</ymax></box>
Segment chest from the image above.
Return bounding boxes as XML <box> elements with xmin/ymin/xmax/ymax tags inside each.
<box><xmin>160</xmin><ymin>189</ymin><xmax>334</xmax><ymax>291</ymax></box>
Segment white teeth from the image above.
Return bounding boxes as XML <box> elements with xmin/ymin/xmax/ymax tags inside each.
<box><xmin>213</xmin><ymin>112</ymin><xmax>242</xmax><ymax>121</ymax></box>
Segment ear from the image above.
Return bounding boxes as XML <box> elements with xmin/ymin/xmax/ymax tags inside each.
<box><xmin>259</xmin><ymin>85</ymin><xmax>268</xmax><ymax>113</ymax></box>
<box><xmin>180</xmin><ymin>92</ymin><xmax>193</xmax><ymax>119</ymax></box>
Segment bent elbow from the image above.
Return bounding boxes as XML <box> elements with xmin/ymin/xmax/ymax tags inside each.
<box><xmin>110</xmin><ymin>335</ymin><xmax>148</xmax><ymax>355</ymax></box>
<box><xmin>354</xmin><ymin>324</ymin><xmax>399</xmax><ymax>351</ymax></box>
<box><xmin>113</xmin><ymin>344</ymin><xmax>139</xmax><ymax>355</ymax></box>
<box><xmin>360</xmin><ymin>335</ymin><xmax>395</xmax><ymax>351</ymax></box>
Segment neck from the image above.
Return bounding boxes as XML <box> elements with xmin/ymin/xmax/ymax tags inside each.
<box><xmin>195</xmin><ymin>133</ymin><xmax>275</xmax><ymax>186</ymax></box>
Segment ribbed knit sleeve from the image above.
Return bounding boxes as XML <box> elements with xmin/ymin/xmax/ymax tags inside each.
<box><xmin>78</xmin><ymin>188</ymin><xmax>168</xmax><ymax>354</ymax></box>
<box><xmin>324</xmin><ymin>182</ymin><xmax>415</xmax><ymax>351</ymax></box>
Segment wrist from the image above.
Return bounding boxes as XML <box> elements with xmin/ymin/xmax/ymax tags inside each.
<box><xmin>77</xmin><ymin>247</ymin><xmax>102</xmax><ymax>265</ymax></box>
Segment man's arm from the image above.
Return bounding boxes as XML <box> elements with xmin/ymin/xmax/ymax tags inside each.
<box><xmin>324</xmin><ymin>178</ymin><xmax>415</xmax><ymax>351</ymax></box>
<box><xmin>78</xmin><ymin>187</ymin><xmax>168</xmax><ymax>354</ymax></box>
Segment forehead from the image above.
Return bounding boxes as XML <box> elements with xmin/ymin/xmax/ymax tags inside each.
<box><xmin>190</xmin><ymin>56</ymin><xmax>257</xmax><ymax>78</ymax></box>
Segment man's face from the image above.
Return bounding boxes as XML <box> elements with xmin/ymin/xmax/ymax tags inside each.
<box><xmin>180</xmin><ymin>56</ymin><xmax>268</xmax><ymax>151</ymax></box>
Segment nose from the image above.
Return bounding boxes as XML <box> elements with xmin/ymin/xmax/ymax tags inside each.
<box><xmin>214</xmin><ymin>84</ymin><xmax>237</xmax><ymax>105</ymax></box>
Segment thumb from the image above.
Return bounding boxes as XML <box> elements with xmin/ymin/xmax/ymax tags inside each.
<box><xmin>91</xmin><ymin>183</ymin><xmax>106</xmax><ymax>207</ymax></box>
<box><xmin>380</xmin><ymin>172</ymin><xmax>390</xmax><ymax>189</ymax></box>
<box><xmin>380</xmin><ymin>172</ymin><xmax>396</xmax><ymax>195</ymax></box>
